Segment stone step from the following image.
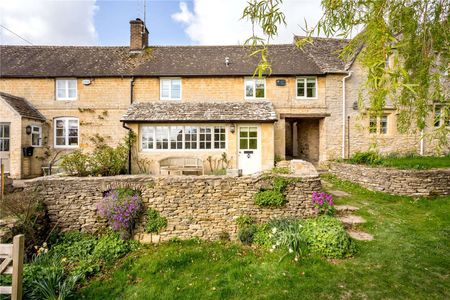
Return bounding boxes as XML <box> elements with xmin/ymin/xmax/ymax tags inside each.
<box><xmin>347</xmin><ymin>230</ymin><xmax>374</xmax><ymax>241</ymax></box>
<box><xmin>338</xmin><ymin>215</ymin><xmax>366</xmax><ymax>227</ymax></box>
<box><xmin>335</xmin><ymin>205</ymin><xmax>359</xmax><ymax>214</ymax></box>
<box><xmin>276</xmin><ymin>160</ymin><xmax>290</xmax><ymax>168</ymax></box>
<box><xmin>329</xmin><ymin>190</ymin><xmax>351</xmax><ymax>197</ymax></box>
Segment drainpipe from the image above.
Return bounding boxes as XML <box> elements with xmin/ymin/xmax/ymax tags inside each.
<box><xmin>342</xmin><ymin>71</ymin><xmax>353</xmax><ymax>159</ymax></box>
<box><xmin>122</xmin><ymin>122</ymin><xmax>132</xmax><ymax>175</ymax></box>
<box><xmin>130</xmin><ymin>77</ymin><xmax>135</xmax><ymax>104</ymax></box>
<box><xmin>420</xmin><ymin>129</ymin><xmax>424</xmax><ymax>156</ymax></box>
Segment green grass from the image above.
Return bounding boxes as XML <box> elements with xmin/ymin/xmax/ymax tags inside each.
<box><xmin>347</xmin><ymin>152</ymin><xmax>450</xmax><ymax>169</ymax></box>
<box><xmin>79</xmin><ymin>175</ymin><xmax>450</xmax><ymax>299</ymax></box>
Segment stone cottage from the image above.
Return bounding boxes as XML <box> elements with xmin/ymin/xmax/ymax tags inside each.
<box><xmin>0</xmin><ymin>18</ymin><xmax>446</xmax><ymax>178</ymax></box>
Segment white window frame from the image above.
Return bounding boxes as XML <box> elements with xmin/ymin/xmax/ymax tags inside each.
<box><xmin>54</xmin><ymin>117</ymin><xmax>79</xmax><ymax>148</ymax></box>
<box><xmin>56</xmin><ymin>78</ymin><xmax>77</xmax><ymax>101</ymax></box>
<box><xmin>368</xmin><ymin>115</ymin><xmax>389</xmax><ymax>135</ymax></box>
<box><xmin>140</xmin><ymin>125</ymin><xmax>227</xmax><ymax>152</ymax></box>
<box><xmin>31</xmin><ymin>125</ymin><xmax>42</xmax><ymax>147</ymax></box>
<box><xmin>244</xmin><ymin>77</ymin><xmax>266</xmax><ymax>100</ymax></box>
<box><xmin>296</xmin><ymin>77</ymin><xmax>318</xmax><ymax>99</ymax></box>
<box><xmin>160</xmin><ymin>78</ymin><xmax>182</xmax><ymax>101</ymax></box>
<box><xmin>434</xmin><ymin>106</ymin><xmax>450</xmax><ymax>128</ymax></box>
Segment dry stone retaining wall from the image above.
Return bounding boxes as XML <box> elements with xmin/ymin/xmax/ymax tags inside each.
<box><xmin>330</xmin><ymin>162</ymin><xmax>450</xmax><ymax>197</ymax></box>
<box><xmin>23</xmin><ymin>174</ymin><xmax>321</xmax><ymax>241</ymax></box>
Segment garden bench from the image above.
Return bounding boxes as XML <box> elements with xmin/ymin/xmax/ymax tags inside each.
<box><xmin>159</xmin><ymin>157</ymin><xmax>204</xmax><ymax>175</ymax></box>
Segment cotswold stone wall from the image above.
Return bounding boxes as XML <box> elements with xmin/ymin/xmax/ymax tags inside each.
<box><xmin>330</xmin><ymin>162</ymin><xmax>450</xmax><ymax>197</ymax></box>
<box><xmin>23</xmin><ymin>174</ymin><xmax>321</xmax><ymax>241</ymax></box>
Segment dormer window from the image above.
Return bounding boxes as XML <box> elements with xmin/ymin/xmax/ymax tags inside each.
<box><xmin>56</xmin><ymin>79</ymin><xmax>77</xmax><ymax>100</ymax></box>
<box><xmin>160</xmin><ymin>78</ymin><xmax>181</xmax><ymax>100</ymax></box>
<box><xmin>245</xmin><ymin>78</ymin><xmax>265</xmax><ymax>99</ymax></box>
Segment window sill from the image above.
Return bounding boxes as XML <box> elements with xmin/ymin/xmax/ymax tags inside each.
<box><xmin>296</xmin><ymin>97</ymin><xmax>318</xmax><ymax>100</ymax></box>
<box><xmin>54</xmin><ymin>145</ymin><xmax>79</xmax><ymax>149</ymax></box>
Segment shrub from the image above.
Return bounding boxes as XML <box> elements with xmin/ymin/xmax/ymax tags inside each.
<box><xmin>312</xmin><ymin>192</ymin><xmax>335</xmax><ymax>216</ymax></box>
<box><xmin>145</xmin><ymin>208</ymin><xmax>168</xmax><ymax>233</ymax></box>
<box><xmin>272</xmin><ymin>167</ymin><xmax>290</xmax><ymax>174</ymax></box>
<box><xmin>301</xmin><ymin>215</ymin><xmax>356</xmax><ymax>258</ymax></box>
<box><xmin>272</xmin><ymin>221</ymin><xmax>306</xmax><ymax>261</ymax></box>
<box><xmin>254</xmin><ymin>190</ymin><xmax>285</xmax><ymax>207</ymax></box>
<box><xmin>236</xmin><ymin>214</ymin><xmax>254</xmax><ymax>228</ymax></box>
<box><xmin>0</xmin><ymin>191</ymin><xmax>51</xmax><ymax>258</ymax></box>
<box><xmin>60</xmin><ymin>150</ymin><xmax>91</xmax><ymax>176</ymax></box>
<box><xmin>348</xmin><ymin>151</ymin><xmax>382</xmax><ymax>165</ymax></box>
<box><xmin>97</xmin><ymin>189</ymin><xmax>144</xmax><ymax>239</ymax></box>
<box><xmin>252</xmin><ymin>224</ymin><xmax>272</xmax><ymax>247</ymax></box>
<box><xmin>237</xmin><ymin>225</ymin><xmax>257</xmax><ymax>245</ymax></box>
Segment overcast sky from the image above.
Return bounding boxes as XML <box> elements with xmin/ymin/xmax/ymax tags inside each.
<box><xmin>0</xmin><ymin>0</ymin><xmax>323</xmax><ymax>46</ymax></box>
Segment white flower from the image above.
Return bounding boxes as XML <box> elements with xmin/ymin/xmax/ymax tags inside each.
<box><xmin>288</xmin><ymin>248</ymin><xmax>293</xmax><ymax>253</ymax></box>
<box><xmin>272</xmin><ymin>227</ymin><xmax>277</xmax><ymax>234</ymax></box>
<box><xmin>272</xmin><ymin>245</ymin><xmax>276</xmax><ymax>249</ymax></box>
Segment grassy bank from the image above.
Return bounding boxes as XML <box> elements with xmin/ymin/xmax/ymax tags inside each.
<box><xmin>79</xmin><ymin>175</ymin><xmax>450</xmax><ymax>299</ymax></box>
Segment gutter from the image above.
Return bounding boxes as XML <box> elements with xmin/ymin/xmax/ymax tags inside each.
<box><xmin>342</xmin><ymin>71</ymin><xmax>353</xmax><ymax>159</ymax></box>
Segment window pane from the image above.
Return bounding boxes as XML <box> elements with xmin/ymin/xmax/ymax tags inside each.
<box><xmin>255</xmin><ymin>80</ymin><xmax>265</xmax><ymax>98</ymax></box>
<box><xmin>170</xmin><ymin>126</ymin><xmax>183</xmax><ymax>149</ymax></box>
<box><xmin>245</xmin><ymin>80</ymin><xmax>254</xmax><ymax>97</ymax></box>
<box><xmin>68</xmin><ymin>80</ymin><xmax>77</xmax><ymax>89</ymax></box>
<box><xmin>199</xmin><ymin>127</ymin><xmax>212</xmax><ymax>149</ymax></box>
<box><xmin>297</xmin><ymin>79</ymin><xmax>305</xmax><ymax>97</ymax></box>
<box><xmin>2</xmin><ymin>125</ymin><xmax>10</xmax><ymax>138</ymax></box>
<box><xmin>171</xmin><ymin>80</ymin><xmax>181</xmax><ymax>99</ymax></box>
<box><xmin>142</xmin><ymin>127</ymin><xmax>154</xmax><ymax>149</ymax></box>
<box><xmin>184</xmin><ymin>126</ymin><xmax>198</xmax><ymax>149</ymax></box>
<box><xmin>369</xmin><ymin>116</ymin><xmax>377</xmax><ymax>133</ymax></box>
<box><xmin>56</xmin><ymin>137</ymin><xmax>65</xmax><ymax>146</ymax></box>
<box><xmin>68</xmin><ymin>137</ymin><xmax>78</xmax><ymax>146</ymax></box>
<box><xmin>214</xmin><ymin>127</ymin><xmax>226</xmax><ymax>149</ymax></box>
<box><xmin>161</xmin><ymin>80</ymin><xmax>170</xmax><ymax>98</ymax></box>
<box><xmin>249</xmin><ymin>127</ymin><xmax>257</xmax><ymax>138</ymax></box>
<box><xmin>68</xmin><ymin>88</ymin><xmax>76</xmax><ymax>98</ymax></box>
<box><xmin>57</xmin><ymin>88</ymin><xmax>66</xmax><ymax>99</ymax></box>
<box><xmin>249</xmin><ymin>138</ymin><xmax>257</xmax><ymax>149</ymax></box>
<box><xmin>434</xmin><ymin>107</ymin><xmax>441</xmax><ymax>127</ymax></box>
<box><xmin>380</xmin><ymin>116</ymin><xmax>388</xmax><ymax>134</ymax></box>
<box><xmin>56</xmin><ymin>80</ymin><xmax>65</xmax><ymax>89</ymax></box>
<box><xmin>240</xmin><ymin>139</ymin><xmax>248</xmax><ymax>149</ymax></box>
<box><xmin>156</xmin><ymin>126</ymin><xmax>169</xmax><ymax>149</ymax></box>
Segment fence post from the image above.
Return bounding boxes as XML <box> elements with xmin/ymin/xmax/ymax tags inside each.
<box><xmin>11</xmin><ymin>234</ymin><xmax>24</xmax><ymax>300</ymax></box>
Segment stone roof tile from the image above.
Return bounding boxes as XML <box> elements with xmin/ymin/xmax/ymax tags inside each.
<box><xmin>0</xmin><ymin>92</ymin><xmax>46</xmax><ymax>121</ymax></box>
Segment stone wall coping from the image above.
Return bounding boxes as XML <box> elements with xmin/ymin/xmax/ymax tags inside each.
<box><xmin>331</xmin><ymin>162</ymin><xmax>450</xmax><ymax>174</ymax></box>
<box><xmin>23</xmin><ymin>172</ymin><xmax>320</xmax><ymax>185</ymax></box>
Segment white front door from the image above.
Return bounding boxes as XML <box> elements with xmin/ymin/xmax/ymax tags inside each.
<box><xmin>238</xmin><ymin>125</ymin><xmax>261</xmax><ymax>175</ymax></box>
<box><xmin>0</xmin><ymin>123</ymin><xmax>11</xmax><ymax>174</ymax></box>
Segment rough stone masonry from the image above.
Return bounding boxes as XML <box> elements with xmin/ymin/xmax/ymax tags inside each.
<box><xmin>23</xmin><ymin>173</ymin><xmax>321</xmax><ymax>242</ymax></box>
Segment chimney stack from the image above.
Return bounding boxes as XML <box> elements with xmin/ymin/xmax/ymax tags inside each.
<box><xmin>130</xmin><ymin>18</ymin><xmax>148</xmax><ymax>52</ymax></box>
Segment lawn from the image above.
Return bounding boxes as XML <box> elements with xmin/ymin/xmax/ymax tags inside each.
<box><xmin>79</xmin><ymin>175</ymin><xmax>450</xmax><ymax>299</ymax></box>
<box><xmin>347</xmin><ymin>152</ymin><xmax>450</xmax><ymax>169</ymax></box>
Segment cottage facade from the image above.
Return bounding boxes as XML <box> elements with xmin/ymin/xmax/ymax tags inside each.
<box><xmin>0</xmin><ymin>19</ymin><xmax>446</xmax><ymax>178</ymax></box>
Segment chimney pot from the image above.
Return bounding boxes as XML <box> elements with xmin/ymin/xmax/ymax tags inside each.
<box><xmin>130</xmin><ymin>18</ymin><xmax>149</xmax><ymax>52</ymax></box>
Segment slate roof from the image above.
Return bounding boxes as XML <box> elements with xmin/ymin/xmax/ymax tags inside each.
<box><xmin>0</xmin><ymin>38</ymin><xmax>349</xmax><ymax>78</ymax></box>
<box><xmin>121</xmin><ymin>101</ymin><xmax>277</xmax><ymax>123</ymax></box>
<box><xmin>0</xmin><ymin>92</ymin><xmax>46</xmax><ymax>121</ymax></box>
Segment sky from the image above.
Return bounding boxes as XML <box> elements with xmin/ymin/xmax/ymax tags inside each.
<box><xmin>0</xmin><ymin>0</ymin><xmax>323</xmax><ymax>46</ymax></box>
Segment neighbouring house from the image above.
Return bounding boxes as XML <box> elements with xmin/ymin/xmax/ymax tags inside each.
<box><xmin>0</xmin><ymin>18</ymin><xmax>447</xmax><ymax>178</ymax></box>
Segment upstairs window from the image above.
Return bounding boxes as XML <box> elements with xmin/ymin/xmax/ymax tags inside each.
<box><xmin>160</xmin><ymin>78</ymin><xmax>181</xmax><ymax>100</ymax></box>
<box><xmin>245</xmin><ymin>78</ymin><xmax>265</xmax><ymax>99</ymax></box>
<box><xmin>434</xmin><ymin>106</ymin><xmax>450</xmax><ymax>127</ymax></box>
<box><xmin>54</xmin><ymin>117</ymin><xmax>79</xmax><ymax>148</ymax></box>
<box><xmin>297</xmin><ymin>77</ymin><xmax>317</xmax><ymax>99</ymax></box>
<box><xmin>369</xmin><ymin>115</ymin><xmax>389</xmax><ymax>135</ymax></box>
<box><xmin>56</xmin><ymin>79</ymin><xmax>77</xmax><ymax>100</ymax></box>
<box><xmin>31</xmin><ymin>125</ymin><xmax>42</xmax><ymax>147</ymax></box>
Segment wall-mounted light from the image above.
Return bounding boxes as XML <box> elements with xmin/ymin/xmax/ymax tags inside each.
<box><xmin>26</xmin><ymin>125</ymin><xmax>32</xmax><ymax>135</ymax></box>
<box><xmin>229</xmin><ymin>124</ymin><xmax>235</xmax><ymax>134</ymax></box>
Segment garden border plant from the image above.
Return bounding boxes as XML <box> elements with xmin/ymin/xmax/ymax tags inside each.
<box><xmin>254</xmin><ymin>176</ymin><xmax>290</xmax><ymax>207</ymax></box>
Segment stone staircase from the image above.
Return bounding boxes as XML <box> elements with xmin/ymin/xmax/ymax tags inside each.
<box><xmin>334</xmin><ymin>204</ymin><xmax>373</xmax><ymax>241</ymax></box>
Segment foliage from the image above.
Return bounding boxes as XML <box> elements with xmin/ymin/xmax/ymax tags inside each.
<box><xmin>206</xmin><ymin>152</ymin><xmax>232</xmax><ymax>174</ymax></box>
<box><xmin>21</xmin><ymin>231</ymin><xmax>138</xmax><ymax>299</ymax></box>
<box><xmin>347</xmin><ymin>151</ymin><xmax>450</xmax><ymax>169</ymax></box>
<box><xmin>236</xmin><ymin>214</ymin><xmax>256</xmax><ymax>245</ymax></box>
<box><xmin>60</xmin><ymin>150</ymin><xmax>91</xmax><ymax>176</ymax></box>
<box><xmin>271</xmin><ymin>166</ymin><xmax>290</xmax><ymax>174</ymax></box>
<box><xmin>237</xmin><ymin>225</ymin><xmax>257</xmax><ymax>245</ymax></box>
<box><xmin>312</xmin><ymin>191</ymin><xmax>335</xmax><ymax>216</ymax></box>
<box><xmin>145</xmin><ymin>208</ymin><xmax>168</xmax><ymax>233</ymax></box>
<box><xmin>236</xmin><ymin>214</ymin><xmax>255</xmax><ymax>228</ymax></box>
<box><xmin>0</xmin><ymin>191</ymin><xmax>52</xmax><ymax>257</ymax></box>
<box><xmin>254</xmin><ymin>190</ymin><xmax>285</xmax><ymax>207</ymax></box>
<box><xmin>242</xmin><ymin>0</ymin><xmax>286</xmax><ymax>77</ymax></box>
<box><xmin>254</xmin><ymin>176</ymin><xmax>289</xmax><ymax>207</ymax></box>
<box><xmin>60</xmin><ymin>134</ymin><xmax>130</xmax><ymax>177</ymax></box>
<box><xmin>302</xmin><ymin>216</ymin><xmax>356</xmax><ymax>258</ymax></box>
<box><xmin>252</xmin><ymin>223</ymin><xmax>272</xmax><ymax>247</ymax></box>
<box><xmin>81</xmin><ymin>181</ymin><xmax>450</xmax><ymax>299</ymax></box>
<box><xmin>348</xmin><ymin>151</ymin><xmax>383</xmax><ymax>165</ymax></box>
<box><xmin>97</xmin><ymin>189</ymin><xmax>144</xmax><ymax>239</ymax></box>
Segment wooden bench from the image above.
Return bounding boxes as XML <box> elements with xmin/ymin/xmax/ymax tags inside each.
<box><xmin>159</xmin><ymin>157</ymin><xmax>204</xmax><ymax>175</ymax></box>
